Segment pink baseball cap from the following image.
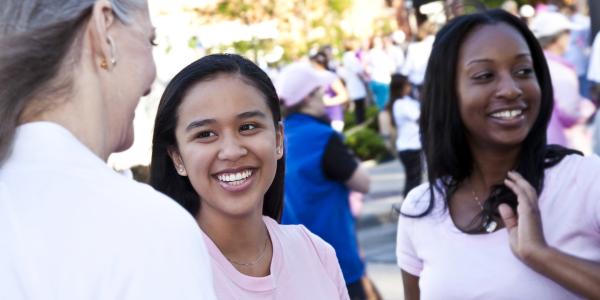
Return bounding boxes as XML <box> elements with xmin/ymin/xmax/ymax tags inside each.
<box><xmin>276</xmin><ymin>62</ymin><xmax>337</xmax><ymax>107</ymax></box>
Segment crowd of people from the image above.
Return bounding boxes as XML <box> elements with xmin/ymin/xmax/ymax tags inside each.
<box><xmin>1</xmin><ymin>0</ymin><xmax>599</xmax><ymax>299</ymax></box>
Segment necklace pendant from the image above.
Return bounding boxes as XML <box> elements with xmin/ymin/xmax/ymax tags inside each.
<box><xmin>484</xmin><ymin>219</ymin><xmax>498</xmax><ymax>233</ymax></box>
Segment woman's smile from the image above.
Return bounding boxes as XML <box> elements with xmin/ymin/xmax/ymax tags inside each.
<box><xmin>214</xmin><ymin>168</ymin><xmax>257</xmax><ymax>193</ymax></box>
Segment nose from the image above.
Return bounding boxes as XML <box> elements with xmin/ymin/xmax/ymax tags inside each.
<box><xmin>495</xmin><ymin>73</ymin><xmax>523</xmax><ymax>100</ymax></box>
<box><xmin>217</xmin><ymin>133</ymin><xmax>247</xmax><ymax>161</ymax></box>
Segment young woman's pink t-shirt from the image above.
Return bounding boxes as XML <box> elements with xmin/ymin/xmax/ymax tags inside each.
<box><xmin>202</xmin><ymin>216</ymin><xmax>349</xmax><ymax>299</ymax></box>
<box><xmin>397</xmin><ymin>154</ymin><xmax>600</xmax><ymax>299</ymax></box>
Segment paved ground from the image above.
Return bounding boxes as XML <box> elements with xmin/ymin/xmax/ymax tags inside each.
<box><xmin>356</xmin><ymin>160</ymin><xmax>406</xmax><ymax>300</ymax></box>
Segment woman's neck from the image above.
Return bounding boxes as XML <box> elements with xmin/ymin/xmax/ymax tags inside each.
<box><xmin>469</xmin><ymin>144</ymin><xmax>520</xmax><ymax>189</ymax></box>
<box><xmin>20</xmin><ymin>67</ymin><xmax>112</xmax><ymax>160</ymax></box>
<box><xmin>198</xmin><ymin>209</ymin><xmax>272</xmax><ymax>276</ymax></box>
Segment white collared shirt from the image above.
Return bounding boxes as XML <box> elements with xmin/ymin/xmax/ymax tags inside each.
<box><xmin>0</xmin><ymin>122</ymin><xmax>216</xmax><ymax>300</ymax></box>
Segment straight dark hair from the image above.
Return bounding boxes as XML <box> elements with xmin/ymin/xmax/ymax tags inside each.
<box><xmin>410</xmin><ymin>9</ymin><xmax>580</xmax><ymax>222</ymax></box>
<box><xmin>150</xmin><ymin>54</ymin><xmax>285</xmax><ymax>222</ymax></box>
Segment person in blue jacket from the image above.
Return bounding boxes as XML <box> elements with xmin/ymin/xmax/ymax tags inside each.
<box><xmin>276</xmin><ymin>62</ymin><xmax>372</xmax><ymax>299</ymax></box>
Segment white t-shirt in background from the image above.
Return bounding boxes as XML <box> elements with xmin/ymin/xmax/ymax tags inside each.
<box><xmin>392</xmin><ymin>96</ymin><xmax>421</xmax><ymax>151</ymax></box>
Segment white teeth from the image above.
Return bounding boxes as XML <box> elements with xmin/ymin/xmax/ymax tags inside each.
<box><xmin>491</xmin><ymin>109</ymin><xmax>522</xmax><ymax>119</ymax></box>
<box><xmin>217</xmin><ymin>170</ymin><xmax>252</xmax><ymax>183</ymax></box>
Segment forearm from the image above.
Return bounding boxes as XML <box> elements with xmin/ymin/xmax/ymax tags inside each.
<box><xmin>323</xmin><ymin>95</ymin><xmax>348</xmax><ymax>106</ymax></box>
<box><xmin>525</xmin><ymin>246</ymin><xmax>600</xmax><ymax>299</ymax></box>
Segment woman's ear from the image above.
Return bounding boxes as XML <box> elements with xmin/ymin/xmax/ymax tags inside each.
<box><xmin>168</xmin><ymin>147</ymin><xmax>188</xmax><ymax>176</ymax></box>
<box><xmin>276</xmin><ymin>122</ymin><xmax>284</xmax><ymax>159</ymax></box>
<box><xmin>87</xmin><ymin>0</ymin><xmax>117</xmax><ymax>71</ymax></box>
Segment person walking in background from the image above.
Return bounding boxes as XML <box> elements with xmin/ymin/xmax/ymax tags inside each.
<box><xmin>400</xmin><ymin>21</ymin><xmax>436</xmax><ymax>100</ymax></box>
<box><xmin>367</xmin><ymin>36</ymin><xmax>395</xmax><ymax>111</ymax></box>
<box><xmin>397</xmin><ymin>9</ymin><xmax>600</xmax><ymax>300</ymax></box>
<box><xmin>386</xmin><ymin>74</ymin><xmax>422</xmax><ymax>198</ymax></box>
<box><xmin>586</xmin><ymin>24</ymin><xmax>600</xmax><ymax>156</ymax></box>
<box><xmin>530</xmin><ymin>11</ymin><xmax>594</xmax><ymax>150</ymax></box>
<box><xmin>311</xmin><ymin>51</ymin><xmax>349</xmax><ymax>132</ymax></box>
<box><xmin>341</xmin><ymin>40</ymin><xmax>369</xmax><ymax>124</ymax></box>
<box><xmin>561</xmin><ymin>3</ymin><xmax>592</xmax><ymax>99</ymax></box>
<box><xmin>0</xmin><ymin>0</ymin><xmax>216</xmax><ymax>299</ymax></box>
<box><xmin>277</xmin><ymin>62</ymin><xmax>374</xmax><ymax>299</ymax></box>
<box><xmin>149</xmin><ymin>54</ymin><xmax>349</xmax><ymax>299</ymax></box>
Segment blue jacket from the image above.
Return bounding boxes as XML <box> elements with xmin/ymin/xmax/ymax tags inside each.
<box><xmin>282</xmin><ymin>113</ymin><xmax>364</xmax><ymax>284</ymax></box>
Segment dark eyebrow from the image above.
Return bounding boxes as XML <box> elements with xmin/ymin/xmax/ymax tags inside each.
<box><xmin>466</xmin><ymin>53</ymin><xmax>531</xmax><ymax>66</ymax></box>
<box><xmin>184</xmin><ymin>111</ymin><xmax>266</xmax><ymax>132</ymax></box>
<box><xmin>185</xmin><ymin>119</ymin><xmax>215</xmax><ymax>132</ymax></box>
<box><xmin>238</xmin><ymin>110</ymin><xmax>267</xmax><ymax>120</ymax></box>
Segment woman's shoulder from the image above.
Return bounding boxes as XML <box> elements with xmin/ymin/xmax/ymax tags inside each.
<box><xmin>265</xmin><ymin>217</ymin><xmax>336</xmax><ymax>259</ymax></box>
<box><xmin>400</xmin><ymin>182</ymin><xmax>441</xmax><ymax>216</ymax></box>
<box><xmin>548</xmin><ymin>153</ymin><xmax>600</xmax><ymax>178</ymax></box>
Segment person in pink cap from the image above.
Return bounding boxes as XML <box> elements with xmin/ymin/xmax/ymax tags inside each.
<box><xmin>277</xmin><ymin>62</ymin><xmax>374</xmax><ymax>299</ymax></box>
<box><xmin>530</xmin><ymin>11</ymin><xmax>594</xmax><ymax>150</ymax></box>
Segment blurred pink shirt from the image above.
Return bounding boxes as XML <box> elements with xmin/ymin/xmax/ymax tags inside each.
<box><xmin>545</xmin><ymin>51</ymin><xmax>582</xmax><ymax>146</ymax></box>
<box><xmin>397</xmin><ymin>154</ymin><xmax>600</xmax><ymax>299</ymax></box>
<box><xmin>202</xmin><ymin>216</ymin><xmax>349</xmax><ymax>300</ymax></box>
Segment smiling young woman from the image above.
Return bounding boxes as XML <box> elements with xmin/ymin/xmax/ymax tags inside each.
<box><xmin>395</xmin><ymin>9</ymin><xmax>600</xmax><ymax>300</ymax></box>
<box><xmin>150</xmin><ymin>54</ymin><xmax>350</xmax><ymax>299</ymax></box>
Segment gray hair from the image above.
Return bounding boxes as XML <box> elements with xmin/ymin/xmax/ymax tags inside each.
<box><xmin>0</xmin><ymin>0</ymin><xmax>145</xmax><ymax>165</ymax></box>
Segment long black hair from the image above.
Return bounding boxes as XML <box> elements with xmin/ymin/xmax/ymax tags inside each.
<box><xmin>410</xmin><ymin>9</ymin><xmax>580</xmax><ymax>222</ymax></box>
<box><xmin>149</xmin><ymin>54</ymin><xmax>285</xmax><ymax>222</ymax></box>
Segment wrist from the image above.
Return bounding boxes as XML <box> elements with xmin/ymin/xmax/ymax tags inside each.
<box><xmin>522</xmin><ymin>245</ymin><xmax>555</xmax><ymax>271</ymax></box>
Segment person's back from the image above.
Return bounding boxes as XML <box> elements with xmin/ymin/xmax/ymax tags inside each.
<box><xmin>0</xmin><ymin>122</ymin><xmax>215</xmax><ymax>299</ymax></box>
<box><xmin>276</xmin><ymin>62</ymin><xmax>371</xmax><ymax>297</ymax></box>
<box><xmin>0</xmin><ymin>1</ymin><xmax>215</xmax><ymax>298</ymax></box>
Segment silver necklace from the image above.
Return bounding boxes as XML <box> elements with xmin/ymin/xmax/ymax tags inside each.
<box><xmin>470</xmin><ymin>184</ymin><xmax>498</xmax><ymax>233</ymax></box>
<box><xmin>227</xmin><ymin>235</ymin><xmax>269</xmax><ymax>267</ymax></box>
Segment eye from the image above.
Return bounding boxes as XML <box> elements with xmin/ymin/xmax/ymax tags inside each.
<box><xmin>240</xmin><ymin>123</ymin><xmax>258</xmax><ymax>132</ymax></box>
<box><xmin>150</xmin><ymin>38</ymin><xmax>158</xmax><ymax>47</ymax></box>
<box><xmin>515</xmin><ymin>67</ymin><xmax>534</xmax><ymax>77</ymax></box>
<box><xmin>472</xmin><ymin>71</ymin><xmax>493</xmax><ymax>81</ymax></box>
<box><xmin>195</xmin><ymin>131</ymin><xmax>216</xmax><ymax>139</ymax></box>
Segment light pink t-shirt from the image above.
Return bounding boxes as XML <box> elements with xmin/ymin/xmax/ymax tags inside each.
<box><xmin>396</xmin><ymin>154</ymin><xmax>600</xmax><ymax>299</ymax></box>
<box><xmin>202</xmin><ymin>216</ymin><xmax>349</xmax><ymax>300</ymax></box>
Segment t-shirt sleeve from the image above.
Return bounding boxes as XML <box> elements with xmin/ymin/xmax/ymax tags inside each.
<box><xmin>396</xmin><ymin>216</ymin><xmax>422</xmax><ymax>276</ymax></box>
<box><xmin>300</xmin><ymin>226</ymin><xmax>350</xmax><ymax>300</ymax></box>
<box><xmin>396</xmin><ymin>189</ymin><xmax>425</xmax><ymax>276</ymax></box>
<box><xmin>322</xmin><ymin>134</ymin><xmax>359</xmax><ymax>182</ymax></box>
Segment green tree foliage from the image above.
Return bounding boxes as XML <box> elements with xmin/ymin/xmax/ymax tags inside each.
<box><xmin>192</xmin><ymin>0</ymin><xmax>354</xmax><ymax>61</ymax></box>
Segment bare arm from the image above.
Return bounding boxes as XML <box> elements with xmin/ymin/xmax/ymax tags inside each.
<box><xmin>524</xmin><ymin>247</ymin><xmax>600</xmax><ymax>299</ymax></box>
<box><xmin>345</xmin><ymin>164</ymin><xmax>370</xmax><ymax>194</ymax></box>
<box><xmin>401</xmin><ymin>270</ymin><xmax>420</xmax><ymax>300</ymax></box>
<box><xmin>323</xmin><ymin>79</ymin><xmax>349</xmax><ymax>106</ymax></box>
<box><xmin>501</xmin><ymin>171</ymin><xmax>600</xmax><ymax>299</ymax></box>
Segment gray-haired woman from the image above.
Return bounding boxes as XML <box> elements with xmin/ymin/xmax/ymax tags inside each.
<box><xmin>0</xmin><ymin>1</ymin><xmax>216</xmax><ymax>299</ymax></box>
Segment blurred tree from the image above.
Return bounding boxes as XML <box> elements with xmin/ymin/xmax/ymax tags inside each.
<box><xmin>192</xmin><ymin>0</ymin><xmax>353</xmax><ymax>62</ymax></box>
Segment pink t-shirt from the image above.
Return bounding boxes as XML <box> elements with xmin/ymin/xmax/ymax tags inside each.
<box><xmin>396</xmin><ymin>154</ymin><xmax>600</xmax><ymax>299</ymax></box>
<box><xmin>202</xmin><ymin>216</ymin><xmax>349</xmax><ymax>299</ymax></box>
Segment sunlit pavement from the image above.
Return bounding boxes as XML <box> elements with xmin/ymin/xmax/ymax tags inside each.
<box><xmin>357</xmin><ymin>160</ymin><xmax>406</xmax><ymax>300</ymax></box>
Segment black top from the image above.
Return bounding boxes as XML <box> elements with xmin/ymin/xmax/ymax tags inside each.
<box><xmin>321</xmin><ymin>133</ymin><xmax>359</xmax><ymax>182</ymax></box>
